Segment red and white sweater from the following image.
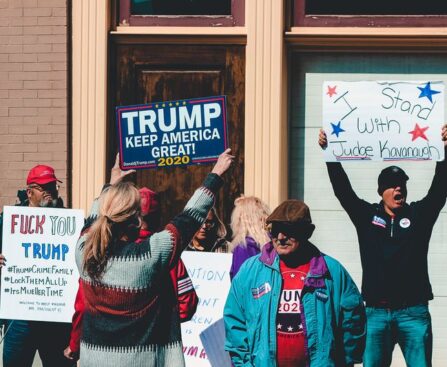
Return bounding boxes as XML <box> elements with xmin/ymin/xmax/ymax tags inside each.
<box><xmin>75</xmin><ymin>174</ymin><xmax>222</xmax><ymax>367</ymax></box>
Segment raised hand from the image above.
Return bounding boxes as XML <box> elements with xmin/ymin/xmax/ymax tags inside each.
<box><xmin>0</xmin><ymin>254</ymin><xmax>6</xmax><ymax>268</ymax></box>
<box><xmin>110</xmin><ymin>153</ymin><xmax>136</xmax><ymax>185</ymax></box>
<box><xmin>211</xmin><ymin>148</ymin><xmax>235</xmax><ymax>176</ymax></box>
<box><xmin>442</xmin><ymin>124</ymin><xmax>447</xmax><ymax>146</ymax></box>
<box><xmin>318</xmin><ymin>128</ymin><xmax>328</xmax><ymax>150</ymax></box>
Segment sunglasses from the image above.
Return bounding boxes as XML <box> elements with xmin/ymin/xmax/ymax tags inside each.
<box><xmin>28</xmin><ymin>183</ymin><xmax>59</xmax><ymax>193</ymax></box>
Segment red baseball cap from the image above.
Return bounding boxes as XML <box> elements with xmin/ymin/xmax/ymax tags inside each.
<box><xmin>139</xmin><ymin>187</ymin><xmax>159</xmax><ymax>216</ymax></box>
<box><xmin>26</xmin><ymin>165</ymin><xmax>62</xmax><ymax>185</ymax></box>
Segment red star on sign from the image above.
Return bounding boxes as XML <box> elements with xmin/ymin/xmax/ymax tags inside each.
<box><xmin>409</xmin><ymin>123</ymin><xmax>429</xmax><ymax>141</ymax></box>
<box><xmin>326</xmin><ymin>85</ymin><xmax>337</xmax><ymax>97</ymax></box>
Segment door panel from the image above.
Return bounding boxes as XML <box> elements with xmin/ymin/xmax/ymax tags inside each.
<box><xmin>110</xmin><ymin>42</ymin><xmax>245</xmax><ymax>230</ymax></box>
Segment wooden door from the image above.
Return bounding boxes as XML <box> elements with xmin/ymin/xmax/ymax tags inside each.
<box><xmin>109</xmin><ymin>40</ymin><xmax>245</xmax><ymax>231</ymax></box>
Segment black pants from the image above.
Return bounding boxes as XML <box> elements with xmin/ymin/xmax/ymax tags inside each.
<box><xmin>3</xmin><ymin>320</ymin><xmax>75</xmax><ymax>367</ymax></box>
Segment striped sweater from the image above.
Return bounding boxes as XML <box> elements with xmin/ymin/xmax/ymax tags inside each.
<box><xmin>75</xmin><ymin>174</ymin><xmax>222</xmax><ymax>367</ymax></box>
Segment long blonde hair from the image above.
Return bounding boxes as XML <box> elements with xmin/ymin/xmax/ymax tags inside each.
<box><xmin>83</xmin><ymin>182</ymin><xmax>141</xmax><ymax>281</ymax></box>
<box><xmin>230</xmin><ymin>195</ymin><xmax>271</xmax><ymax>251</ymax></box>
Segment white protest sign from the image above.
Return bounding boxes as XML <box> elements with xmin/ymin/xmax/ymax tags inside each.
<box><xmin>0</xmin><ymin>206</ymin><xmax>84</xmax><ymax>322</ymax></box>
<box><xmin>180</xmin><ymin>252</ymin><xmax>232</xmax><ymax>367</ymax></box>
<box><xmin>322</xmin><ymin>81</ymin><xmax>445</xmax><ymax>162</ymax></box>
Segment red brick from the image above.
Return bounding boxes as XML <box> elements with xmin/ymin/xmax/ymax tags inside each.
<box><xmin>38</xmin><ymin>142</ymin><xmax>65</xmax><ymax>152</ymax></box>
<box><xmin>22</xmin><ymin>36</ymin><xmax>39</xmax><ymax>45</ymax></box>
<box><xmin>52</xmin><ymin>43</ymin><xmax>66</xmax><ymax>53</ymax></box>
<box><xmin>24</xmin><ymin>26</ymin><xmax>52</xmax><ymax>35</ymax></box>
<box><xmin>24</xmin><ymin>80</ymin><xmax>52</xmax><ymax>89</ymax></box>
<box><xmin>9</xmin><ymin>125</ymin><xmax>37</xmax><ymax>134</ymax></box>
<box><xmin>9</xmin><ymin>107</ymin><xmax>38</xmax><ymax>116</ymax></box>
<box><xmin>0</xmin><ymin>27</ymin><xmax>23</xmax><ymax>36</ymax></box>
<box><xmin>24</xmin><ymin>134</ymin><xmax>53</xmax><ymax>143</ymax></box>
<box><xmin>23</xmin><ymin>63</ymin><xmax>51</xmax><ymax>72</ymax></box>
<box><xmin>0</xmin><ymin>90</ymin><xmax>7</xmax><ymax>98</ymax></box>
<box><xmin>23</xmin><ymin>0</ymin><xmax>38</xmax><ymax>7</ymax></box>
<box><xmin>0</xmin><ymin>107</ymin><xmax>7</xmax><ymax>116</ymax></box>
<box><xmin>38</xmin><ymin>34</ymin><xmax>66</xmax><ymax>44</ymax></box>
<box><xmin>38</xmin><ymin>70</ymin><xmax>65</xmax><ymax>80</ymax></box>
<box><xmin>4</xmin><ymin>135</ymin><xmax>24</xmax><ymax>144</ymax></box>
<box><xmin>0</xmin><ymin>45</ymin><xmax>23</xmax><ymax>54</ymax></box>
<box><xmin>24</xmin><ymin>98</ymin><xmax>51</xmax><ymax>107</ymax></box>
<box><xmin>24</xmin><ymin>44</ymin><xmax>52</xmax><ymax>53</ymax></box>
<box><xmin>24</xmin><ymin>152</ymin><xmax>51</xmax><ymax>161</ymax></box>
<box><xmin>0</xmin><ymin>0</ymin><xmax>8</xmax><ymax>8</ymax></box>
<box><xmin>37</xmin><ymin>16</ymin><xmax>65</xmax><ymax>26</ymax></box>
<box><xmin>38</xmin><ymin>53</ymin><xmax>65</xmax><ymax>62</ymax></box>
<box><xmin>50</xmin><ymin>62</ymin><xmax>66</xmax><ymax>71</ymax></box>
<box><xmin>2</xmin><ymin>116</ymin><xmax>23</xmax><ymax>125</ymax></box>
<box><xmin>9</xmin><ymin>144</ymin><xmax>38</xmax><ymax>153</ymax></box>
<box><xmin>0</xmin><ymin>81</ymin><xmax>23</xmax><ymax>89</ymax></box>
<box><xmin>9</xmin><ymin>53</ymin><xmax>37</xmax><ymax>62</ymax></box>
<box><xmin>38</xmin><ymin>124</ymin><xmax>65</xmax><ymax>134</ymax></box>
<box><xmin>24</xmin><ymin>115</ymin><xmax>51</xmax><ymax>125</ymax></box>
<box><xmin>52</xmin><ymin>8</ymin><xmax>66</xmax><ymax>17</ymax></box>
<box><xmin>38</xmin><ymin>107</ymin><xmax>66</xmax><ymax>116</ymax></box>
<box><xmin>9</xmin><ymin>89</ymin><xmax>37</xmax><ymax>98</ymax></box>
<box><xmin>25</xmin><ymin>7</ymin><xmax>51</xmax><ymax>16</ymax></box>
<box><xmin>0</xmin><ymin>63</ymin><xmax>23</xmax><ymax>71</ymax></box>
<box><xmin>51</xmin><ymin>98</ymin><xmax>66</xmax><ymax>107</ymax></box>
<box><xmin>9</xmin><ymin>71</ymin><xmax>38</xmax><ymax>81</ymax></box>
<box><xmin>0</xmin><ymin>8</ymin><xmax>22</xmax><ymax>17</ymax></box>
<box><xmin>3</xmin><ymin>99</ymin><xmax>23</xmax><ymax>107</ymax></box>
<box><xmin>0</xmin><ymin>153</ymin><xmax>24</xmax><ymax>162</ymax></box>
<box><xmin>38</xmin><ymin>89</ymin><xmax>64</xmax><ymax>98</ymax></box>
<box><xmin>37</xmin><ymin>0</ymin><xmax>65</xmax><ymax>8</ymax></box>
<box><xmin>9</xmin><ymin>0</ymin><xmax>24</xmax><ymax>8</ymax></box>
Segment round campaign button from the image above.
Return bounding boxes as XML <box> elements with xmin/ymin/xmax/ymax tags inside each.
<box><xmin>399</xmin><ymin>218</ymin><xmax>411</xmax><ymax>228</ymax></box>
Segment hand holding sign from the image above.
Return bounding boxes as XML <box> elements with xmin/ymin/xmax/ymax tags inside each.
<box><xmin>442</xmin><ymin>124</ymin><xmax>447</xmax><ymax>146</ymax></box>
<box><xmin>0</xmin><ymin>253</ymin><xmax>6</xmax><ymax>267</ymax></box>
<box><xmin>318</xmin><ymin>129</ymin><xmax>328</xmax><ymax>150</ymax></box>
<box><xmin>110</xmin><ymin>153</ymin><xmax>136</xmax><ymax>185</ymax></box>
<box><xmin>211</xmin><ymin>148</ymin><xmax>234</xmax><ymax>177</ymax></box>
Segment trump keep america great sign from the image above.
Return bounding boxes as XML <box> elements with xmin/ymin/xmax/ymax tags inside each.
<box><xmin>116</xmin><ymin>96</ymin><xmax>228</xmax><ymax>170</ymax></box>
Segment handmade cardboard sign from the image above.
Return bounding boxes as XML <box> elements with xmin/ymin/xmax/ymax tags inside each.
<box><xmin>322</xmin><ymin>81</ymin><xmax>445</xmax><ymax>162</ymax></box>
<box><xmin>180</xmin><ymin>252</ymin><xmax>232</xmax><ymax>367</ymax></box>
<box><xmin>116</xmin><ymin>96</ymin><xmax>228</xmax><ymax>169</ymax></box>
<box><xmin>0</xmin><ymin>206</ymin><xmax>84</xmax><ymax>322</ymax></box>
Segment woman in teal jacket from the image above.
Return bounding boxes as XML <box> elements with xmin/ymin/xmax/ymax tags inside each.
<box><xmin>224</xmin><ymin>238</ymin><xmax>366</xmax><ymax>367</ymax></box>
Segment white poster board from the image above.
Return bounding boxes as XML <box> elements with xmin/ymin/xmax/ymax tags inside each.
<box><xmin>0</xmin><ymin>206</ymin><xmax>84</xmax><ymax>322</ymax></box>
<box><xmin>181</xmin><ymin>252</ymin><xmax>232</xmax><ymax>367</ymax></box>
<box><xmin>322</xmin><ymin>80</ymin><xmax>445</xmax><ymax>162</ymax></box>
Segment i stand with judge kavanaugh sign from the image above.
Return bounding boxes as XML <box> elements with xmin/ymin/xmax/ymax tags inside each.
<box><xmin>116</xmin><ymin>96</ymin><xmax>228</xmax><ymax>170</ymax></box>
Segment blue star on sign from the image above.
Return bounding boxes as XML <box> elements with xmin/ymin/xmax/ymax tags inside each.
<box><xmin>330</xmin><ymin>121</ymin><xmax>345</xmax><ymax>138</ymax></box>
<box><xmin>417</xmin><ymin>82</ymin><xmax>441</xmax><ymax>103</ymax></box>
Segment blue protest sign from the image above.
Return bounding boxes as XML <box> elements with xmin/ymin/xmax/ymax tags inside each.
<box><xmin>116</xmin><ymin>96</ymin><xmax>228</xmax><ymax>169</ymax></box>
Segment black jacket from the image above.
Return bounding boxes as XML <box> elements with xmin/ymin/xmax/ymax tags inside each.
<box><xmin>326</xmin><ymin>158</ymin><xmax>447</xmax><ymax>305</ymax></box>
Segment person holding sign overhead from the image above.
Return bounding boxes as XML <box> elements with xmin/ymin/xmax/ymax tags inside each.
<box><xmin>318</xmin><ymin>124</ymin><xmax>447</xmax><ymax>367</ymax></box>
<box><xmin>76</xmin><ymin>149</ymin><xmax>233</xmax><ymax>367</ymax></box>
<box><xmin>0</xmin><ymin>165</ymin><xmax>74</xmax><ymax>367</ymax></box>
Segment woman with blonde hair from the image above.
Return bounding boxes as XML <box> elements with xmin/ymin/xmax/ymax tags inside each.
<box><xmin>229</xmin><ymin>195</ymin><xmax>271</xmax><ymax>279</ymax></box>
<box><xmin>75</xmin><ymin>150</ymin><xmax>233</xmax><ymax>367</ymax></box>
<box><xmin>186</xmin><ymin>206</ymin><xmax>230</xmax><ymax>253</ymax></box>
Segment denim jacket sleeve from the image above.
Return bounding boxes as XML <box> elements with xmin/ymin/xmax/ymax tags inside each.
<box><xmin>224</xmin><ymin>275</ymin><xmax>254</xmax><ymax>367</ymax></box>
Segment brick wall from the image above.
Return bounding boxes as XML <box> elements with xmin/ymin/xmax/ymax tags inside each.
<box><xmin>0</xmin><ymin>0</ymin><xmax>68</xmax><ymax>208</ymax></box>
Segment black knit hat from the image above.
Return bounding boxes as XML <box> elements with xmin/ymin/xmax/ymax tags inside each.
<box><xmin>377</xmin><ymin>166</ymin><xmax>409</xmax><ymax>196</ymax></box>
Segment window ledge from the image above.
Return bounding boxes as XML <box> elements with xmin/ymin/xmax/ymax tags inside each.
<box><xmin>113</xmin><ymin>26</ymin><xmax>247</xmax><ymax>36</ymax></box>
<box><xmin>286</xmin><ymin>27</ymin><xmax>447</xmax><ymax>49</ymax></box>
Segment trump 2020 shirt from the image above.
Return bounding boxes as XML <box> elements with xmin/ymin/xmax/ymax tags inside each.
<box><xmin>276</xmin><ymin>260</ymin><xmax>310</xmax><ymax>367</ymax></box>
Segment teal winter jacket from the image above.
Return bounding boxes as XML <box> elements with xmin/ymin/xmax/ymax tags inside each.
<box><xmin>224</xmin><ymin>241</ymin><xmax>366</xmax><ymax>367</ymax></box>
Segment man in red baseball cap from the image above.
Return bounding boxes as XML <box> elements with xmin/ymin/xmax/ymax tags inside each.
<box><xmin>0</xmin><ymin>164</ymin><xmax>73</xmax><ymax>367</ymax></box>
<box><xmin>25</xmin><ymin>164</ymin><xmax>62</xmax><ymax>208</ymax></box>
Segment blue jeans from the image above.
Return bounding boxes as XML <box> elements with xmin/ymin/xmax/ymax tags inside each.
<box><xmin>3</xmin><ymin>320</ymin><xmax>74</xmax><ymax>367</ymax></box>
<box><xmin>363</xmin><ymin>304</ymin><xmax>432</xmax><ymax>367</ymax></box>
